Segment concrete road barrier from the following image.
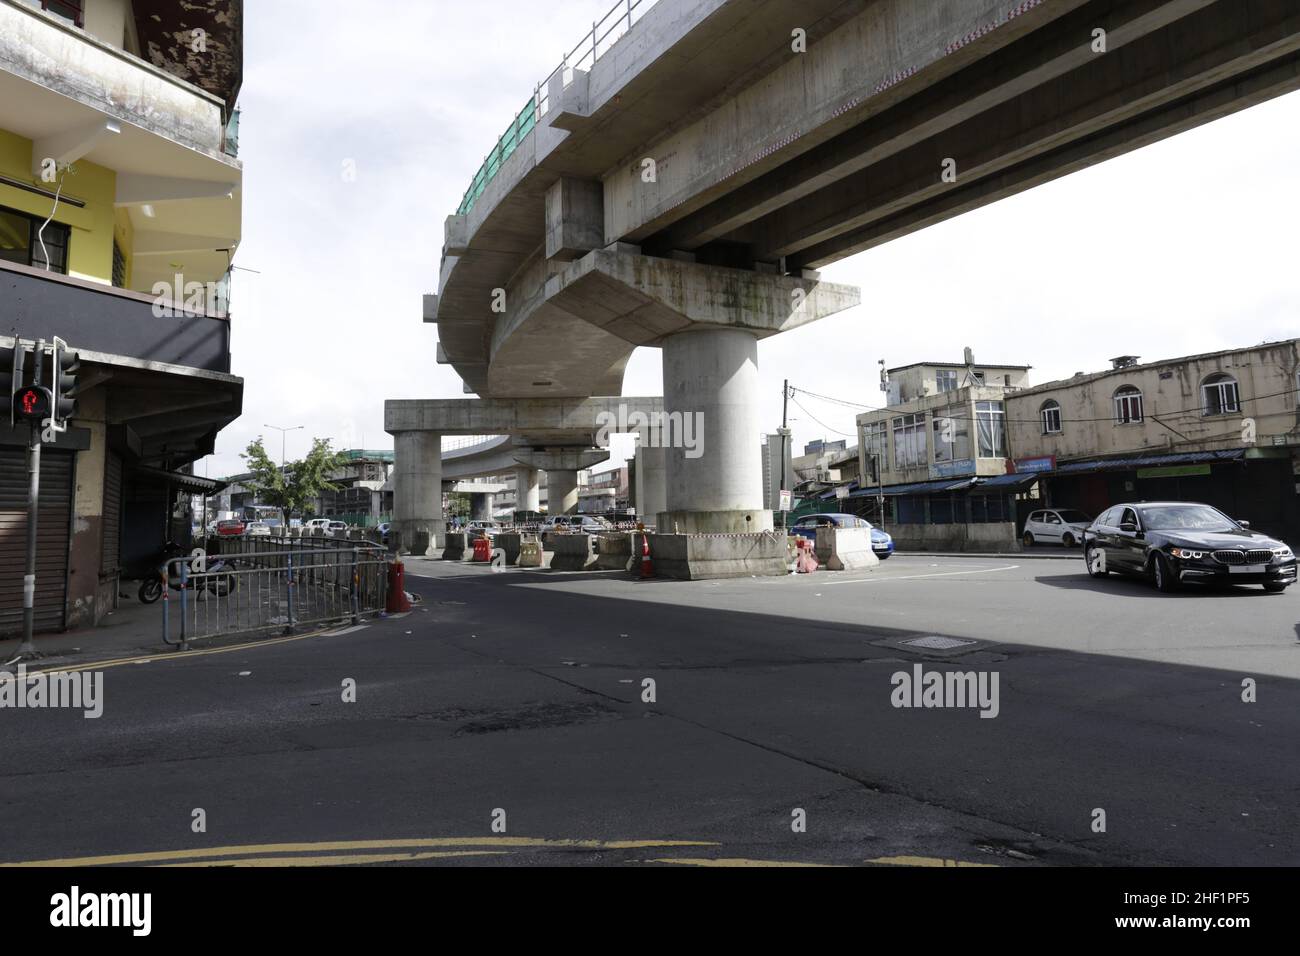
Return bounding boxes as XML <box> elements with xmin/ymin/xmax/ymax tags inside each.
<box><xmin>549</xmin><ymin>533</ymin><xmax>596</xmax><ymax>571</ymax></box>
<box><xmin>816</xmin><ymin>527</ymin><xmax>880</xmax><ymax>571</ymax></box>
<box><xmin>495</xmin><ymin>532</ymin><xmax>523</xmax><ymax>565</ymax></box>
<box><xmin>650</xmin><ymin>532</ymin><xmax>788</xmax><ymax>580</ymax></box>
<box><xmin>442</xmin><ymin>532</ymin><xmax>472</xmax><ymax>562</ymax></box>
<box><xmin>518</xmin><ymin>536</ymin><xmax>545</xmax><ymax>568</ymax></box>
<box><xmin>595</xmin><ymin>532</ymin><xmax>634</xmax><ymax>571</ymax></box>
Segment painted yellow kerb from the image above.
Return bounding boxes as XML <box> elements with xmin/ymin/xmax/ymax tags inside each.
<box><xmin>0</xmin><ymin>127</ymin><xmax>118</xmax><ymax>284</ymax></box>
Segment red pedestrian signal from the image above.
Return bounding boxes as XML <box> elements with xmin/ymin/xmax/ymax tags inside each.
<box><xmin>13</xmin><ymin>385</ymin><xmax>51</xmax><ymax>422</ymax></box>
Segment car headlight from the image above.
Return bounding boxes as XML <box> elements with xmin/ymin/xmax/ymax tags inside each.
<box><xmin>1274</xmin><ymin>547</ymin><xmax>1294</xmax><ymax>560</ymax></box>
<box><xmin>1170</xmin><ymin>547</ymin><xmax>1205</xmax><ymax>560</ymax></box>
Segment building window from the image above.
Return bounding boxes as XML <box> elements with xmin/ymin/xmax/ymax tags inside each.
<box><xmin>975</xmin><ymin>401</ymin><xmax>1006</xmax><ymax>458</ymax></box>
<box><xmin>1201</xmin><ymin>373</ymin><xmax>1239</xmax><ymax>416</ymax></box>
<box><xmin>1114</xmin><ymin>386</ymin><xmax>1144</xmax><ymax>424</ymax></box>
<box><xmin>935</xmin><ymin>369</ymin><xmax>958</xmax><ymax>393</ymax></box>
<box><xmin>892</xmin><ymin>413</ymin><xmax>927</xmax><ymax>470</ymax></box>
<box><xmin>40</xmin><ymin>0</ymin><xmax>84</xmax><ymax>27</ymax></box>
<box><xmin>1040</xmin><ymin>400</ymin><xmax>1062</xmax><ymax>434</ymax></box>
<box><xmin>0</xmin><ymin>205</ymin><xmax>70</xmax><ymax>274</ymax></box>
<box><xmin>112</xmin><ymin>241</ymin><xmax>127</xmax><ymax>288</ymax></box>
<box><xmin>970</xmin><ymin>495</ymin><xmax>1012</xmax><ymax>523</ymax></box>
<box><xmin>932</xmin><ymin>408</ymin><xmax>971</xmax><ymax>463</ymax></box>
<box><xmin>860</xmin><ymin>420</ymin><xmax>888</xmax><ymax>481</ymax></box>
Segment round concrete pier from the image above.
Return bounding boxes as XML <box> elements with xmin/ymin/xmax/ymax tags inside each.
<box><xmin>393</xmin><ymin>430</ymin><xmax>445</xmax><ymax>552</ymax></box>
<box><xmin>514</xmin><ymin>466</ymin><xmax>540</xmax><ymax>512</ymax></box>
<box><xmin>661</xmin><ymin>327</ymin><xmax>772</xmax><ymax>533</ymax></box>
<box><xmin>547</xmin><ymin>469</ymin><xmax>579</xmax><ymax>515</ymax></box>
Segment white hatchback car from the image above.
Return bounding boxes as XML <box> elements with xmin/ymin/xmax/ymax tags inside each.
<box><xmin>1023</xmin><ymin>508</ymin><xmax>1093</xmax><ymax>548</ymax></box>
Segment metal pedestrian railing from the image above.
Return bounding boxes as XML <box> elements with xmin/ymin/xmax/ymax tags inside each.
<box><xmin>457</xmin><ymin>0</ymin><xmax>662</xmax><ymax>216</ymax></box>
<box><xmin>160</xmin><ymin>542</ymin><xmax>389</xmax><ymax>651</ymax></box>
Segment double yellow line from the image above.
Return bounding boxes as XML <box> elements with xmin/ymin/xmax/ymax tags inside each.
<box><xmin>2</xmin><ymin>838</ymin><xmax>720</xmax><ymax>868</ymax></box>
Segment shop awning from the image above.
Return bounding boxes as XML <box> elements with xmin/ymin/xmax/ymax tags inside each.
<box><xmin>1052</xmin><ymin>448</ymin><xmax>1246</xmax><ymax>475</ymax></box>
<box><xmin>848</xmin><ymin>477</ymin><xmax>976</xmax><ymax>498</ymax></box>
<box><xmin>968</xmin><ymin>473</ymin><xmax>1040</xmax><ymax>493</ymax></box>
<box><xmin>129</xmin><ymin>464</ymin><xmax>227</xmax><ymax>495</ymax></box>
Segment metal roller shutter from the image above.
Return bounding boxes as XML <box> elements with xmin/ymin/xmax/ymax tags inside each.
<box><xmin>102</xmin><ymin>451</ymin><xmax>123</xmax><ymax>576</ymax></box>
<box><xmin>0</xmin><ymin>447</ymin><xmax>73</xmax><ymax>637</ymax></box>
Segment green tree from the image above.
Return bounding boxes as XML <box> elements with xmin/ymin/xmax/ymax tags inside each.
<box><xmin>241</xmin><ymin>436</ymin><xmax>347</xmax><ymax>528</ymax></box>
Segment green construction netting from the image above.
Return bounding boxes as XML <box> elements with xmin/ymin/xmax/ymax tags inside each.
<box><xmin>457</xmin><ymin>98</ymin><xmax>538</xmax><ymax>216</ymax></box>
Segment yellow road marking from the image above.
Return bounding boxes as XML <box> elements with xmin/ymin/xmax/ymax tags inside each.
<box><xmin>164</xmin><ymin>850</ymin><xmax>506</xmax><ymax>867</ymax></box>
<box><xmin>1</xmin><ymin>625</ymin><xmax>344</xmax><ymax>680</ymax></box>
<box><xmin>867</xmin><ymin>855</ymin><xmax>998</xmax><ymax>867</ymax></box>
<box><xmin>648</xmin><ymin>857</ymin><xmax>835</xmax><ymax>868</ymax></box>
<box><xmin>3</xmin><ymin>837</ymin><xmax>719</xmax><ymax>868</ymax></box>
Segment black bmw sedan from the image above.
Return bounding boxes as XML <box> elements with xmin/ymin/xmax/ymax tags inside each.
<box><xmin>1082</xmin><ymin>501</ymin><xmax>1297</xmax><ymax>593</ymax></box>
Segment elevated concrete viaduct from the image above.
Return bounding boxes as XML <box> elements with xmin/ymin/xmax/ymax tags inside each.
<box><xmin>396</xmin><ymin>0</ymin><xmax>1300</xmax><ymax>570</ymax></box>
<box><xmin>385</xmin><ymin>397</ymin><xmax>664</xmax><ymax>550</ymax></box>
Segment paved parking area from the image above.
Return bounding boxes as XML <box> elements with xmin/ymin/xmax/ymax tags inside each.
<box><xmin>407</xmin><ymin>552</ymin><xmax>1300</xmax><ymax>677</ymax></box>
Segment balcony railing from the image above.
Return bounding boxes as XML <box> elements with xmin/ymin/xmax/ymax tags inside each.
<box><xmin>456</xmin><ymin>0</ymin><xmax>662</xmax><ymax>217</ymax></box>
<box><xmin>0</xmin><ymin>259</ymin><xmax>232</xmax><ymax>374</ymax></box>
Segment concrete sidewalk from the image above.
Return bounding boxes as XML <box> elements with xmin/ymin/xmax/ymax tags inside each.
<box><xmin>1</xmin><ymin>593</ymin><xmax>371</xmax><ymax>670</ymax></box>
<box><xmin>1</xmin><ymin>596</ymin><xmax>164</xmax><ymax>668</ymax></box>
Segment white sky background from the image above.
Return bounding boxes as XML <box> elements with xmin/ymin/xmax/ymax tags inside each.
<box><xmin>199</xmin><ymin>0</ymin><xmax>1300</xmax><ymax>478</ymax></box>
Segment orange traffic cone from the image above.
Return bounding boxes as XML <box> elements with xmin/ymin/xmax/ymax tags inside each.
<box><xmin>639</xmin><ymin>534</ymin><xmax>654</xmax><ymax>579</ymax></box>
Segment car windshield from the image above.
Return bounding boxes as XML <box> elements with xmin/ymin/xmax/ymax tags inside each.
<box><xmin>1140</xmin><ymin>504</ymin><xmax>1238</xmax><ymax>532</ymax></box>
<box><xmin>1055</xmin><ymin>510</ymin><xmax>1090</xmax><ymax>523</ymax></box>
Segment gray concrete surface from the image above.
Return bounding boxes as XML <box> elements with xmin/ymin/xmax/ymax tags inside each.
<box><xmin>3</xmin><ymin>551</ymin><xmax>1296</xmax><ymax>868</ymax></box>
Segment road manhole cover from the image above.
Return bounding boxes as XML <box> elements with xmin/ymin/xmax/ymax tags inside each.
<box><xmin>902</xmin><ymin>636</ymin><xmax>978</xmax><ymax>651</ymax></box>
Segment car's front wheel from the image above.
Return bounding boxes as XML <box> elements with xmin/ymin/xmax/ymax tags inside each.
<box><xmin>1151</xmin><ymin>553</ymin><xmax>1180</xmax><ymax>593</ymax></box>
<box><xmin>1085</xmin><ymin>545</ymin><xmax>1108</xmax><ymax>578</ymax></box>
<box><xmin>1061</xmin><ymin>532</ymin><xmax>1076</xmax><ymax>548</ymax></box>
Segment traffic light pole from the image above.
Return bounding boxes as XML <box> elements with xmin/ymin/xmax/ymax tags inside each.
<box><xmin>18</xmin><ymin>422</ymin><xmax>41</xmax><ymax>658</ymax></box>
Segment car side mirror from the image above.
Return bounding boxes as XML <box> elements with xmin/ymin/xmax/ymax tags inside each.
<box><xmin>1237</xmin><ymin>519</ymin><xmax>1251</xmax><ymax>529</ymax></box>
<box><xmin>1119</xmin><ymin>521</ymin><xmax>1138</xmax><ymax>533</ymax></box>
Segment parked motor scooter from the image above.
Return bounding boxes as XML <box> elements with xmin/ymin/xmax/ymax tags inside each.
<box><xmin>138</xmin><ymin>543</ymin><xmax>238</xmax><ymax>604</ymax></box>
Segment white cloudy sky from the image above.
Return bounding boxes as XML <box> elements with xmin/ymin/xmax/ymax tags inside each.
<box><xmin>199</xmin><ymin>0</ymin><xmax>1300</xmax><ymax>478</ymax></box>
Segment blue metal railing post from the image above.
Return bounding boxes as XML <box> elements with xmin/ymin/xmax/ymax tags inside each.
<box><xmin>178</xmin><ymin>560</ymin><xmax>190</xmax><ymax>652</ymax></box>
<box><xmin>351</xmin><ymin>547</ymin><xmax>360</xmax><ymax>625</ymax></box>
<box><xmin>285</xmin><ymin>552</ymin><xmax>296</xmax><ymax>635</ymax></box>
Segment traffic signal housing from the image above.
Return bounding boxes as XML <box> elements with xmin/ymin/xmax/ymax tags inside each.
<box><xmin>51</xmin><ymin>338</ymin><xmax>79</xmax><ymax>425</ymax></box>
<box><xmin>3</xmin><ymin>340</ymin><xmax>29</xmax><ymax>428</ymax></box>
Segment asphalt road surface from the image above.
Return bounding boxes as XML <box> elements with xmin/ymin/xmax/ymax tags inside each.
<box><xmin>1</xmin><ymin>554</ymin><xmax>1296</xmax><ymax>867</ymax></box>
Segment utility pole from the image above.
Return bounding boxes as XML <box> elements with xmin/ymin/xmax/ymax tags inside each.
<box><xmin>18</xmin><ymin>339</ymin><xmax>46</xmax><ymax>659</ymax></box>
<box><xmin>264</xmin><ymin>423</ymin><xmax>304</xmax><ymax>469</ymax></box>
<box><xmin>780</xmin><ymin>380</ymin><xmax>790</xmax><ymax>525</ymax></box>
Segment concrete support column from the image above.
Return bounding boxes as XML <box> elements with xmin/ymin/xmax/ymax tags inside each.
<box><xmin>546</xmin><ymin>469</ymin><xmax>579</xmax><ymax>515</ymax></box>
<box><xmin>634</xmin><ymin>442</ymin><xmax>668</xmax><ymax>528</ymax></box>
<box><xmin>514</xmin><ymin>466</ymin><xmax>540</xmax><ymax>512</ymax></box>
<box><xmin>393</xmin><ymin>431</ymin><xmax>444</xmax><ymax>553</ymax></box>
<box><xmin>661</xmin><ymin>327</ymin><xmax>771</xmax><ymax>533</ymax></box>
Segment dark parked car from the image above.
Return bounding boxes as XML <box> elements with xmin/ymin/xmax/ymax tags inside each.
<box><xmin>1082</xmin><ymin>502</ymin><xmax>1296</xmax><ymax>593</ymax></box>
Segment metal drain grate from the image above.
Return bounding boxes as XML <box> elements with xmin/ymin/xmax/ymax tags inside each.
<box><xmin>902</xmin><ymin>636</ymin><xmax>977</xmax><ymax>650</ymax></box>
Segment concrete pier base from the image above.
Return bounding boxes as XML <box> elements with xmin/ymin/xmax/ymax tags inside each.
<box><xmin>649</xmin><ymin>532</ymin><xmax>788</xmax><ymax>580</ymax></box>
